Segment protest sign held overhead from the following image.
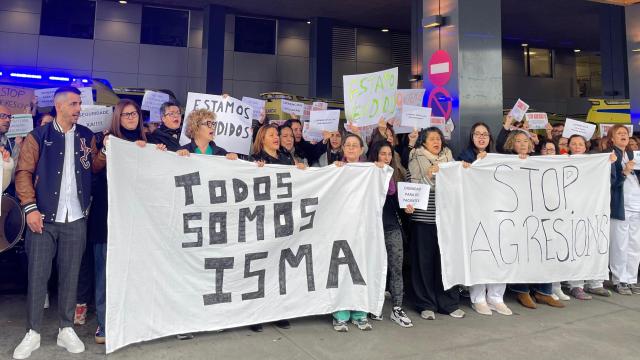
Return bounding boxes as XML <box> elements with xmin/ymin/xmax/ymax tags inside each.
<box><xmin>509</xmin><ymin>99</ymin><xmax>529</xmax><ymax>122</ymax></box>
<box><xmin>562</xmin><ymin>118</ymin><xmax>596</xmax><ymax>140</ymax></box>
<box><xmin>180</xmin><ymin>93</ymin><xmax>253</xmax><ymax>155</ymax></box>
<box><xmin>343</xmin><ymin>68</ymin><xmax>398</xmax><ymax>127</ymax></box>
<box><xmin>78</xmin><ymin>105</ymin><xmax>113</xmax><ymax>133</ymax></box>
<box><xmin>309</xmin><ymin>110</ymin><xmax>340</xmax><ymax>132</ymax></box>
<box><xmin>394</xmin><ymin>89</ymin><xmax>426</xmax><ymax>134</ymax></box>
<box><xmin>34</xmin><ymin>87</ymin><xmax>93</xmax><ymax>108</ymax></box>
<box><xmin>242</xmin><ymin>96</ymin><xmax>266</xmax><ymax>120</ymax></box>
<box><xmin>0</xmin><ymin>85</ymin><xmax>34</xmax><ymax>114</ymax></box>
<box><xmin>7</xmin><ymin>114</ymin><xmax>33</xmax><ymax>138</ymax></box>
<box><xmin>525</xmin><ymin>113</ymin><xmax>549</xmax><ymax>130</ymax></box>
<box><xmin>141</xmin><ymin>90</ymin><xmax>170</xmax><ymax>123</ymax></box>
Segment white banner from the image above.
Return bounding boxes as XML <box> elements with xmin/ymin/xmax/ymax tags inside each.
<box><xmin>436</xmin><ymin>154</ymin><xmax>611</xmax><ymax>289</ymax></box>
<box><xmin>78</xmin><ymin>105</ymin><xmax>112</xmax><ymax>133</ymax></box>
<box><xmin>180</xmin><ymin>93</ymin><xmax>253</xmax><ymax>155</ymax></box>
<box><xmin>343</xmin><ymin>67</ymin><xmax>398</xmax><ymax>126</ymax></box>
<box><xmin>106</xmin><ymin>138</ymin><xmax>390</xmax><ymax>353</ymax></box>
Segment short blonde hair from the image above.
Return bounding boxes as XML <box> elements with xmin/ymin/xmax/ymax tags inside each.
<box><xmin>504</xmin><ymin>130</ymin><xmax>534</xmax><ymax>153</ymax></box>
<box><xmin>185</xmin><ymin>109</ymin><xmax>216</xmax><ymax>139</ymax></box>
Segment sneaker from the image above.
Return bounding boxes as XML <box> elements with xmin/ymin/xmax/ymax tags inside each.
<box><xmin>629</xmin><ymin>284</ymin><xmax>640</xmax><ymax>295</ymax></box>
<box><xmin>488</xmin><ymin>302</ymin><xmax>513</xmax><ymax>316</ymax></box>
<box><xmin>249</xmin><ymin>324</ymin><xmax>263</xmax><ymax>332</ymax></box>
<box><xmin>13</xmin><ymin>330</ymin><xmax>40</xmax><ymax>360</ymax></box>
<box><xmin>534</xmin><ymin>293</ymin><xmax>565</xmax><ymax>308</ymax></box>
<box><xmin>420</xmin><ymin>310</ymin><xmax>436</xmax><ymax>320</ymax></box>
<box><xmin>74</xmin><ymin>303</ymin><xmax>87</xmax><ymax>325</ymax></box>
<box><xmin>584</xmin><ymin>286</ymin><xmax>611</xmax><ymax>297</ymax></box>
<box><xmin>471</xmin><ymin>302</ymin><xmax>492</xmax><ymax>316</ymax></box>
<box><xmin>332</xmin><ymin>319</ymin><xmax>348</xmax><ymax>332</ymax></box>
<box><xmin>56</xmin><ymin>327</ymin><xmax>85</xmax><ymax>354</ymax></box>
<box><xmin>43</xmin><ymin>293</ymin><xmax>49</xmax><ymax>309</ymax></box>
<box><xmin>449</xmin><ymin>309</ymin><xmax>466</xmax><ymax>318</ymax></box>
<box><xmin>176</xmin><ymin>333</ymin><xmax>194</xmax><ymax>340</ymax></box>
<box><xmin>615</xmin><ymin>283</ymin><xmax>633</xmax><ymax>295</ymax></box>
<box><xmin>570</xmin><ymin>287</ymin><xmax>592</xmax><ymax>300</ymax></box>
<box><xmin>351</xmin><ymin>318</ymin><xmax>372</xmax><ymax>331</ymax></box>
<box><xmin>552</xmin><ymin>287</ymin><xmax>571</xmax><ymax>301</ymax></box>
<box><xmin>390</xmin><ymin>306</ymin><xmax>413</xmax><ymax>327</ymax></box>
<box><xmin>95</xmin><ymin>327</ymin><xmax>105</xmax><ymax>344</ymax></box>
<box><xmin>274</xmin><ymin>320</ymin><xmax>290</xmax><ymax>329</ymax></box>
<box><xmin>370</xmin><ymin>313</ymin><xmax>383</xmax><ymax>321</ymax></box>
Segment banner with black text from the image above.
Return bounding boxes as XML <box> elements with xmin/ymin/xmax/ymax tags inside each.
<box><xmin>105</xmin><ymin>138</ymin><xmax>391</xmax><ymax>353</ymax></box>
<box><xmin>436</xmin><ymin>154</ymin><xmax>611</xmax><ymax>289</ymax></box>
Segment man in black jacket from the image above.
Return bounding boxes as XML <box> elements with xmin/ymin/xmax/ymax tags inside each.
<box><xmin>147</xmin><ymin>101</ymin><xmax>182</xmax><ymax>151</ymax></box>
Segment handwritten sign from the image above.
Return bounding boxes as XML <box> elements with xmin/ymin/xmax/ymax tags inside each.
<box><xmin>302</xmin><ymin>122</ymin><xmax>324</xmax><ymax>142</ymax></box>
<box><xmin>310</xmin><ymin>110</ymin><xmax>340</xmax><ymax>132</ymax></box>
<box><xmin>141</xmin><ymin>90</ymin><xmax>170</xmax><ymax>123</ymax></box>
<box><xmin>562</xmin><ymin>118</ymin><xmax>596</xmax><ymax>140</ymax></box>
<box><xmin>525</xmin><ymin>112</ymin><xmax>548</xmax><ymax>130</ymax></box>
<box><xmin>0</xmin><ymin>85</ymin><xmax>34</xmax><ymax>114</ymax></box>
<box><xmin>34</xmin><ymin>87</ymin><xmax>93</xmax><ymax>107</ymax></box>
<box><xmin>397</xmin><ymin>182</ymin><xmax>430</xmax><ymax>210</ymax></box>
<box><xmin>180</xmin><ymin>93</ymin><xmax>253</xmax><ymax>155</ymax></box>
<box><xmin>281</xmin><ymin>99</ymin><xmax>305</xmax><ymax>116</ymax></box>
<box><xmin>509</xmin><ymin>98</ymin><xmax>529</xmax><ymax>122</ymax></box>
<box><xmin>400</xmin><ymin>105</ymin><xmax>432</xmax><ymax>129</ymax></box>
<box><xmin>242</xmin><ymin>96</ymin><xmax>266</xmax><ymax>120</ymax></box>
<box><xmin>7</xmin><ymin>114</ymin><xmax>34</xmax><ymax>137</ymax></box>
<box><xmin>600</xmin><ymin>123</ymin><xmax>633</xmax><ymax>137</ymax></box>
<box><xmin>343</xmin><ymin>67</ymin><xmax>398</xmax><ymax>126</ymax></box>
<box><xmin>78</xmin><ymin>105</ymin><xmax>113</xmax><ymax>133</ymax></box>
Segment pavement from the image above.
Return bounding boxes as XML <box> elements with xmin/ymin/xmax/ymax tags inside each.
<box><xmin>2</xmin><ymin>289</ymin><xmax>640</xmax><ymax>360</ymax></box>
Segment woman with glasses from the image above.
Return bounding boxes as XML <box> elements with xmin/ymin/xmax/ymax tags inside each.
<box><xmin>90</xmin><ymin>99</ymin><xmax>167</xmax><ymax>345</ymax></box>
<box><xmin>177</xmin><ymin>108</ymin><xmax>237</xmax><ymax>159</ymax></box>
<box><xmin>458</xmin><ymin>122</ymin><xmax>493</xmax><ymax>163</ymax></box>
<box><xmin>147</xmin><ymin>101</ymin><xmax>183</xmax><ymax>151</ymax></box>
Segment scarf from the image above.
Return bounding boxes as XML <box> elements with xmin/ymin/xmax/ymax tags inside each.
<box><xmin>159</xmin><ymin>124</ymin><xmax>181</xmax><ymax>139</ymax></box>
<box><xmin>120</xmin><ymin>126</ymin><xmax>143</xmax><ymax>142</ymax></box>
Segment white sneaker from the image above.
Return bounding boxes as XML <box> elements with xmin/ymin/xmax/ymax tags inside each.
<box><xmin>471</xmin><ymin>302</ymin><xmax>492</xmax><ymax>316</ymax></box>
<box><xmin>13</xmin><ymin>330</ymin><xmax>40</xmax><ymax>360</ymax></box>
<box><xmin>57</xmin><ymin>327</ymin><xmax>85</xmax><ymax>354</ymax></box>
<box><xmin>552</xmin><ymin>287</ymin><xmax>571</xmax><ymax>301</ymax></box>
<box><xmin>390</xmin><ymin>306</ymin><xmax>413</xmax><ymax>327</ymax></box>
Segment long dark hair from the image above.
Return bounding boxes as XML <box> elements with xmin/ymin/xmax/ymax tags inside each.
<box><xmin>368</xmin><ymin>140</ymin><xmax>402</xmax><ymax>182</ymax></box>
<box><xmin>252</xmin><ymin>123</ymin><xmax>280</xmax><ymax>155</ymax></box>
<box><xmin>111</xmin><ymin>99</ymin><xmax>146</xmax><ymax>141</ymax></box>
<box><xmin>467</xmin><ymin>122</ymin><xmax>493</xmax><ymax>153</ymax></box>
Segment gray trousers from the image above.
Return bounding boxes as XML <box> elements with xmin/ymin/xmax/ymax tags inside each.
<box><xmin>384</xmin><ymin>227</ymin><xmax>404</xmax><ymax>307</ymax></box>
<box><xmin>25</xmin><ymin>218</ymin><xmax>86</xmax><ymax>332</ymax></box>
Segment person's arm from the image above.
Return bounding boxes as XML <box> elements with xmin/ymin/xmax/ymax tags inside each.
<box><xmin>15</xmin><ymin>134</ymin><xmax>39</xmax><ymax>213</ymax></box>
<box><xmin>496</xmin><ymin>128</ymin><xmax>510</xmax><ymax>154</ymax></box>
<box><xmin>92</xmin><ymin>135</ymin><xmax>106</xmax><ymax>173</ymax></box>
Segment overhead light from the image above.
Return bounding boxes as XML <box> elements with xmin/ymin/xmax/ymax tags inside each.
<box><xmin>633</xmin><ymin>48</ymin><xmax>640</xmax><ymax>52</ymax></box>
<box><xmin>49</xmin><ymin>76</ymin><xmax>70</xmax><ymax>81</ymax></box>
<box><xmin>10</xmin><ymin>72</ymin><xmax>42</xmax><ymax>79</ymax></box>
<box><xmin>521</xmin><ymin>43</ymin><xmax>528</xmax><ymax>47</ymax></box>
<box><xmin>306</xmin><ymin>21</ymin><xmax>311</xmax><ymax>24</ymax></box>
<box><xmin>381</xmin><ymin>28</ymin><xmax>389</xmax><ymax>32</ymax></box>
<box><xmin>422</xmin><ymin>15</ymin><xmax>444</xmax><ymax>29</ymax></box>
<box><xmin>119</xmin><ymin>1</ymin><xmax>127</xmax><ymax>4</ymax></box>
<box><xmin>574</xmin><ymin>49</ymin><xmax>581</xmax><ymax>53</ymax></box>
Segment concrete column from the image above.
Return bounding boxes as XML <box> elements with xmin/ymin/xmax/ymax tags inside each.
<box><xmin>627</xmin><ymin>4</ymin><xmax>640</xmax><ymax>124</ymax></box>
<box><xmin>203</xmin><ymin>5</ymin><xmax>226</xmax><ymax>94</ymax></box>
<box><xmin>417</xmin><ymin>0</ymin><xmax>503</xmax><ymax>152</ymax></box>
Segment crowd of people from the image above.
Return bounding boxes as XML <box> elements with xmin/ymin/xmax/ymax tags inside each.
<box><xmin>4</xmin><ymin>86</ymin><xmax>640</xmax><ymax>359</ymax></box>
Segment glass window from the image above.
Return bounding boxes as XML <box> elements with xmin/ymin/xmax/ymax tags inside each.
<box><xmin>234</xmin><ymin>17</ymin><xmax>277</xmax><ymax>55</ymax></box>
<box><xmin>524</xmin><ymin>47</ymin><xmax>553</xmax><ymax>78</ymax></box>
<box><xmin>40</xmin><ymin>0</ymin><xmax>96</xmax><ymax>39</ymax></box>
<box><xmin>141</xmin><ymin>7</ymin><xmax>189</xmax><ymax>47</ymax></box>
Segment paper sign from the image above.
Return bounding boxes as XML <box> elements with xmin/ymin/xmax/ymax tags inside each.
<box><xmin>600</xmin><ymin>124</ymin><xmax>633</xmax><ymax>137</ymax></box>
<box><xmin>634</xmin><ymin>152</ymin><xmax>640</xmax><ymax>170</ymax></box>
<box><xmin>312</xmin><ymin>102</ymin><xmax>328</xmax><ymax>111</ymax></box>
<box><xmin>302</xmin><ymin>122</ymin><xmax>324</xmax><ymax>142</ymax></box>
<box><xmin>394</xmin><ymin>89</ymin><xmax>426</xmax><ymax>134</ymax></box>
<box><xmin>562</xmin><ymin>118</ymin><xmax>596</xmax><ymax>140</ymax></box>
<box><xmin>310</xmin><ymin>110</ymin><xmax>340</xmax><ymax>132</ymax></box>
<box><xmin>242</xmin><ymin>96</ymin><xmax>266</xmax><ymax>120</ymax></box>
<box><xmin>281</xmin><ymin>99</ymin><xmax>305</xmax><ymax>116</ymax></box>
<box><xmin>525</xmin><ymin>112</ymin><xmax>548</xmax><ymax>130</ymax></box>
<box><xmin>180</xmin><ymin>93</ymin><xmax>253</xmax><ymax>155</ymax></box>
<box><xmin>398</xmin><ymin>182</ymin><xmax>430</xmax><ymax>210</ymax></box>
<box><xmin>7</xmin><ymin>114</ymin><xmax>34</xmax><ymax>137</ymax></box>
<box><xmin>343</xmin><ymin>67</ymin><xmax>398</xmax><ymax>126</ymax></box>
<box><xmin>0</xmin><ymin>85</ymin><xmax>34</xmax><ymax>114</ymax></box>
<box><xmin>34</xmin><ymin>87</ymin><xmax>93</xmax><ymax>107</ymax></box>
<box><xmin>431</xmin><ymin>116</ymin><xmax>446</xmax><ymax>130</ymax></box>
<box><xmin>141</xmin><ymin>90</ymin><xmax>170</xmax><ymax>123</ymax></box>
<box><xmin>301</xmin><ymin>104</ymin><xmax>312</xmax><ymax>121</ymax></box>
<box><xmin>509</xmin><ymin>98</ymin><xmax>529</xmax><ymax>121</ymax></box>
<box><xmin>400</xmin><ymin>105</ymin><xmax>432</xmax><ymax>129</ymax></box>
<box><xmin>78</xmin><ymin>105</ymin><xmax>113</xmax><ymax>133</ymax></box>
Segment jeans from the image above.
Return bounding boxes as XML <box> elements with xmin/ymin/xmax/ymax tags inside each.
<box><xmin>510</xmin><ymin>283</ymin><xmax>552</xmax><ymax>296</ymax></box>
<box><xmin>94</xmin><ymin>243</ymin><xmax>107</xmax><ymax>330</ymax></box>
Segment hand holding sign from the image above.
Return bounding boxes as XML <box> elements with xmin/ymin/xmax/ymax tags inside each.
<box><xmin>509</xmin><ymin>99</ymin><xmax>530</xmax><ymax>122</ymax></box>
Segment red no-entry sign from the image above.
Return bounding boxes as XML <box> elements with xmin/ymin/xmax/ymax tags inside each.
<box><xmin>428</xmin><ymin>50</ymin><xmax>452</xmax><ymax>87</ymax></box>
<box><xmin>427</xmin><ymin>87</ymin><xmax>452</xmax><ymax>120</ymax></box>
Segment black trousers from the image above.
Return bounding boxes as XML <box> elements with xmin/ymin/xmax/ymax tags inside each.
<box><xmin>410</xmin><ymin>222</ymin><xmax>459</xmax><ymax>314</ymax></box>
<box><xmin>76</xmin><ymin>239</ymin><xmax>94</xmax><ymax>305</ymax></box>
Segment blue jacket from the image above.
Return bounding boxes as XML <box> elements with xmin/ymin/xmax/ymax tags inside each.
<box><xmin>457</xmin><ymin>147</ymin><xmax>478</xmax><ymax>163</ymax></box>
<box><xmin>610</xmin><ymin>147</ymin><xmax>640</xmax><ymax>220</ymax></box>
<box><xmin>15</xmin><ymin>120</ymin><xmax>103</xmax><ymax>223</ymax></box>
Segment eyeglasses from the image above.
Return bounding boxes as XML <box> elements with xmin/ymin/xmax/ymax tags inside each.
<box><xmin>0</xmin><ymin>113</ymin><xmax>10</xmax><ymax>120</ymax></box>
<box><xmin>121</xmin><ymin>111</ymin><xmax>139</xmax><ymax>119</ymax></box>
<box><xmin>473</xmin><ymin>132</ymin><xmax>489</xmax><ymax>138</ymax></box>
<box><xmin>164</xmin><ymin>111</ymin><xmax>181</xmax><ymax>117</ymax></box>
<box><xmin>198</xmin><ymin>120</ymin><xmax>217</xmax><ymax>128</ymax></box>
